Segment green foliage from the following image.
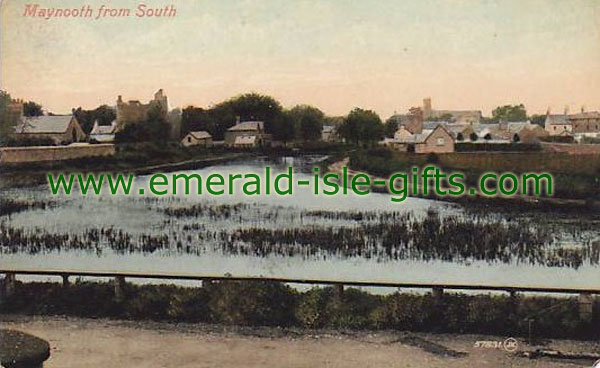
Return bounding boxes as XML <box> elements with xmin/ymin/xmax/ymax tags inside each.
<box><xmin>3</xmin><ymin>136</ymin><xmax>56</xmax><ymax>147</ymax></box>
<box><xmin>383</xmin><ymin>117</ymin><xmax>398</xmax><ymax>138</ymax></box>
<box><xmin>3</xmin><ymin>281</ymin><xmax>597</xmax><ymax>339</ymax></box>
<box><xmin>455</xmin><ymin>142</ymin><xmax>541</xmax><ymax>152</ymax></box>
<box><xmin>339</xmin><ymin>108</ymin><xmax>384</xmax><ymax>146</ymax></box>
<box><xmin>23</xmin><ymin>101</ymin><xmax>43</xmax><ymax>117</ymax></box>
<box><xmin>287</xmin><ymin>105</ymin><xmax>324</xmax><ymax>141</ymax></box>
<box><xmin>182</xmin><ymin>93</ymin><xmax>294</xmax><ymax>141</ymax></box>
<box><xmin>115</xmin><ymin>105</ymin><xmax>170</xmax><ymax>143</ymax></box>
<box><xmin>491</xmin><ymin>104</ymin><xmax>527</xmax><ymax>123</ymax></box>
<box><xmin>205</xmin><ymin>281</ymin><xmax>298</xmax><ymax>326</ymax></box>
<box><xmin>0</xmin><ymin>91</ymin><xmax>18</xmax><ymax>145</ymax></box>
<box><xmin>530</xmin><ymin>114</ymin><xmax>546</xmax><ymax>127</ymax></box>
<box><xmin>73</xmin><ymin>105</ymin><xmax>116</xmax><ymax>134</ymax></box>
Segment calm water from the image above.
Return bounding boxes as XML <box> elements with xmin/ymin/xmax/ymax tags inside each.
<box><xmin>1</xmin><ymin>155</ymin><xmax>599</xmax><ymax>290</ymax></box>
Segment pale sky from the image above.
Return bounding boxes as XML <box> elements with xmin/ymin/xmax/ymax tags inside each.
<box><xmin>1</xmin><ymin>0</ymin><xmax>599</xmax><ymax>117</ymax></box>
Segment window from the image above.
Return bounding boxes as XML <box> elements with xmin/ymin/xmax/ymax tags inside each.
<box><xmin>188</xmin><ymin>137</ymin><xmax>192</xmax><ymax>143</ymax></box>
<box><xmin>436</xmin><ymin>137</ymin><xmax>445</xmax><ymax>146</ymax></box>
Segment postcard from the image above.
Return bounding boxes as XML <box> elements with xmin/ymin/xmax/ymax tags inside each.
<box><xmin>0</xmin><ymin>0</ymin><xmax>599</xmax><ymax>367</ymax></box>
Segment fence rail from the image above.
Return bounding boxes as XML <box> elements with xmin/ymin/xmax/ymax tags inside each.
<box><xmin>1</xmin><ymin>269</ymin><xmax>599</xmax><ymax>295</ymax></box>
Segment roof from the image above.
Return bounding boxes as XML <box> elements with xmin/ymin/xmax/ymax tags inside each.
<box><xmin>507</xmin><ymin>121</ymin><xmax>533</xmax><ymax>133</ymax></box>
<box><xmin>234</xmin><ymin>135</ymin><xmax>257</xmax><ymax>145</ymax></box>
<box><xmin>545</xmin><ymin>114</ymin><xmax>569</xmax><ymax>126</ymax></box>
<box><xmin>15</xmin><ymin>115</ymin><xmax>75</xmax><ymax>134</ymax></box>
<box><xmin>568</xmin><ymin>112</ymin><xmax>600</xmax><ymax>120</ymax></box>
<box><xmin>188</xmin><ymin>131</ymin><xmax>212</xmax><ymax>139</ymax></box>
<box><xmin>90</xmin><ymin>120</ymin><xmax>116</xmax><ymax>135</ymax></box>
<box><xmin>228</xmin><ymin>121</ymin><xmax>264</xmax><ymax>132</ymax></box>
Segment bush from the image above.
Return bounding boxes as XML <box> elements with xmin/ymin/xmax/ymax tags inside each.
<box><xmin>205</xmin><ymin>281</ymin><xmax>298</xmax><ymax>326</ymax></box>
<box><xmin>2</xmin><ymin>281</ymin><xmax>598</xmax><ymax>340</ymax></box>
<box><xmin>455</xmin><ymin>142</ymin><xmax>541</xmax><ymax>152</ymax></box>
<box><xmin>3</xmin><ymin>137</ymin><xmax>56</xmax><ymax>147</ymax></box>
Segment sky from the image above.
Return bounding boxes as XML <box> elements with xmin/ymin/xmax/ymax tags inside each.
<box><xmin>1</xmin><ymin>0</ymin><xmax>599</xmax><ymax>117</ymax></box>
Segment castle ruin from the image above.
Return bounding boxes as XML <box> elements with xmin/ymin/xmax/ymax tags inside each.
<box><xmin>116</xmin><ymin>89</ymin><xmax>168</xmax><ymax>130</ymax></box>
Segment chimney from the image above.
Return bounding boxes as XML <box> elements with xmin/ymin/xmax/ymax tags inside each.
<box><xmin>581</xmin><ymin>105</ymin><xmax>585</xmax><ymax>113</ymax></box>
<box><xmin>564</xmin><ymin>105</ymin><xmax>569</xmax><ymax>115</ymax></box>
<box><xmin>235</xmin><ymin>116</ymin><xmax>241</xmax><ymax>125</ymax></box>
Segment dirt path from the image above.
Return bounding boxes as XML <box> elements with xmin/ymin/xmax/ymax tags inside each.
<box><xmin>1</xmin><ymin>316</ymin><xmax>597</xmax><ymax>368</ymax></box>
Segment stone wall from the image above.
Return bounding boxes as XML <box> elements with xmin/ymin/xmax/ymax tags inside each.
<box><xmin>542</xmin><ymin>142</ymin><xmax>600</xmax><ymax>155</ymax></box>
<box><xmin>0</xmin><ymin>144</ymin><xmax>115</xmax><ymax>164</ymax></box>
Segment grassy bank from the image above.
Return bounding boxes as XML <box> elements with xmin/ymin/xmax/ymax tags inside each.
<box><xmin>348</xmin><ymin>148</ymin><xmax>600</xmax><ymax>200</ymax></box>
<box><xmin>1</xmin><ymin>280</ymin><xmax>597</xmax><ymax>340</ymax></box>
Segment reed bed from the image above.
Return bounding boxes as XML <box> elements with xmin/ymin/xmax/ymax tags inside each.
<box><xmin>2</xmin><ymin>206</ymin><xmax>598</xmax><ymax>268</ymax></box>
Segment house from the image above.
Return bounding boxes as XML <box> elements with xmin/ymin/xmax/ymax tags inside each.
<box><xmin>384</xmin><ymin>125</ymin><xmax>454</xmax><ymax>153</ymax></box>
<box><xmin>181</xmin><ymin>131</ymin><xmax>212</xmax><ymax>147</ymax></box>
<box><xmin>225</xmin><ymin>121</ymin><xmax>270</xmax><ymax>147</ymax></box>
<box><xmin>393</xmin><ymin>127</ymin><xmax>414</xmax><ymax>140</ymax></box>
<box><xmin>422</xmin><ymin>121</ymin><xmax>473</xmax><ymax>142</ymax></box>
<box><xmin>322</xmin><ymin>125</ymin><xmax>340</xmax><ymax>142</ymax></box>
<box><xmin>89</xmin><ymin>120</ymin><xmax>117</xmax><ymax>143</ymax></box>
<box><xmin>13</xmin><ymin>115</ymin><xmax>86</xmax><ymax>145</ymax></box>
<box><xmin>544</xmin><ymin>114</ymin><xmax>572</xmax><ymax>136</ymax></box>
<box><xmin>233</xmin><ymin>135</ymin><xmax>257</xmax><ymax>148</ymax></box>
<box><xmin>569</xmin><ymin>111</ymin><xmax>600</xmax><ymax>138</ymax></box>
<box><xmin>388</xmin><ymin>107</ymin><xmax>424</xmax><ymax>134</ymax></box>
<box><xmin>414</xmin><ymin>125</ymin><xmax>455</xmax><ymax>153</ymax></box>
<box><xmin>506</xmin><ymin>121</ymin><xmax>548</xmax><ymax>143</ymax></box>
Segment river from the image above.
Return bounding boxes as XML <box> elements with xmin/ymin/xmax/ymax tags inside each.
<box><xmin>1</xmin><ymin>155</ymin><xmax>599</xmax><ymax>290</ymax></box>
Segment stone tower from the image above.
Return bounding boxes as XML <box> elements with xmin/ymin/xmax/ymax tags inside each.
<box><xmin>423</xmin><ymin>97</ymin><xmax>432</xmax><ymax>120</ymax></box>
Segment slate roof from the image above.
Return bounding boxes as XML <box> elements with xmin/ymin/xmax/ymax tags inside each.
<box><xmin>545</xmin><ymin>114</ymin><xmax>569</xmax><ymax>125</ymax></box>
<box><xmin>188</xmin><ymin>131</ymin><xmax>212</xmax><ymax>139</ymax></box>
<box><xmin>228</xmin><ymin>121</ymin><xmax>264</xmax><ymax>132</ymax></box>
<box><xmin>15</xmin><ymin>116</ymin><xmax>75</xmax><ymax>134</ymax></box>
<box><xmin>90</xmin><ymin>120</ymin><xmax>117</xmax><ymax>135</ymax></box>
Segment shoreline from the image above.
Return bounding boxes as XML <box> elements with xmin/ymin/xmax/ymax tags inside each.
<box><xmin>326</xmin><ymin>156</ymin><xmax>600</xmax><ymax>213</ymax></box>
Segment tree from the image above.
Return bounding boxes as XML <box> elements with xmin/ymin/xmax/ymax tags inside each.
<box><xmin>115</xmin><ymin>105</ymin><xmax>170</xmax><ymax>143</ymax></box>
<box><xmin>271</xmin><ymin>114</ymin><xmax>296</xmax><ymax>144</ymax></box>
<box><xmin>339</xmin><ymin>108</ymin><xmax>384</xmax><ymax>146</ymax></box>
<box><xmin>23</xmin><ymin>101</ymin><xmax>43</xmax><ymax>117</ymax></box>
<box><xmin>530</xmin><ymin>114</ymin><xmax>546</xmax><ymax>127</ymax></box>
<box><xmin>287</xmin><ymin>105</ymin><xmax>324</xmax><ymax>141</ymax></box>
<box><xmin>0</xmin><ymin>91</ymin><xmax>18</xmax><ymax>145</ymax></box>
<box><xmin>73</xmin><ymin>105</ymin><xmax>116</xmax><ymax>134</ymax></box>
<box><xmin>491</xmin><ymin>104</ymin><xmax>527</xmax><ymax>123</ymax></box>
<box><xmin>384</xmin><ymin>117</ymin><xmax>399</xmax><ymax>138</ymax></box>
<box><xmin>207</xmin><ymin>93</ymin><xmax>290</xmax><ymax>141</ymax></box>
<box><xmin>182</xmin><ymin>106</ymin><xmax>215</xmax><ymax>138</ymax></box>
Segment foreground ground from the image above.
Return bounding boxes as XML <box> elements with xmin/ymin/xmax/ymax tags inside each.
<box><xmin>1</xmin><ymin>316</ymin><xmax>598</xmax><ymax>368</ymax></box>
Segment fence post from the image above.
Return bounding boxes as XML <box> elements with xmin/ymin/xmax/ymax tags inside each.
<box><xmin>578</xmin><ymin>292</ymin><xmax>593</xmax><ymax>322</ymax></box>
<box><xmin>334</xmin><ymin>284</ymin><xmax>344</xmax><ymax>299</ymax></box>
<box><xmin>432</xmin><ymin>287</ymin><xmax>444</xmax><ymax>300</ymax></box>
<box><xmin>114</xmin><ymin>276</ymin><xmax>127</xmax><ymax>302</ymax></box>
<box><xmin>61</xmin><ymin>274</ymin><xmax>70</xmax><ymax>288</ymax></box>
